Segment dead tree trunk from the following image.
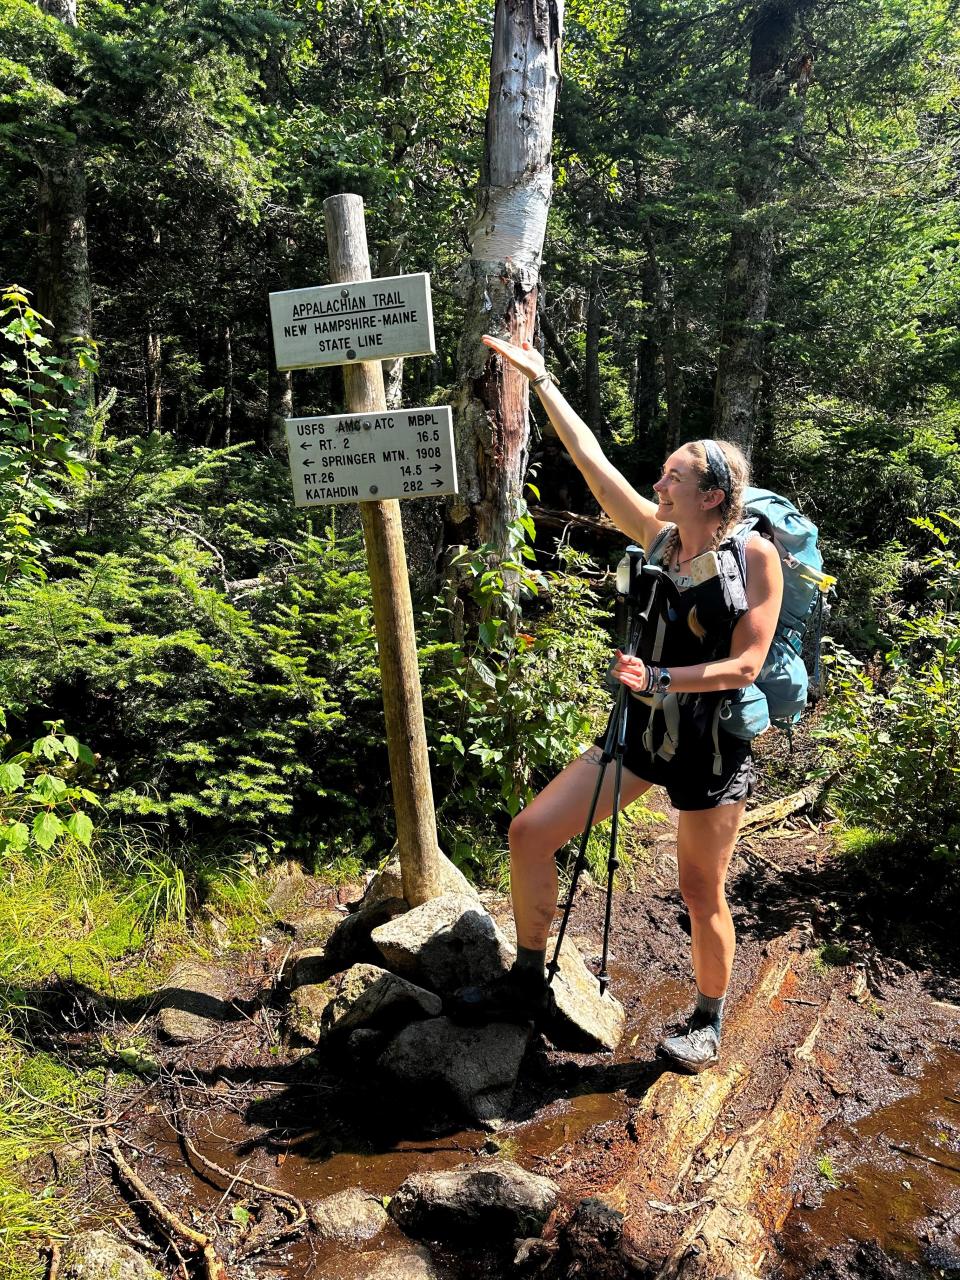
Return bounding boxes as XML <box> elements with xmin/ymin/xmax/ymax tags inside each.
<box><xmin>446</xmin><ymin>0</ymin><xmax>564</xmax><ymax>563</ymax></box>
<box><xmin>379</xmin><ymin>226</ymin><xmax>406</xmax><ymax>410</ymax></box>
<box><xmin>144</xmin><ymin>329</ymin><xmax>162</xmax><ymax>431</ymax></box>
<box><xmin>713</xmin><ymin>2</ymin><xmax>812</xmax><ymax>457</ymax></box>
<box><xmin>35</xmin><ymin>0</ymin><xmax>91</xmax><ymax>423</ymax></box>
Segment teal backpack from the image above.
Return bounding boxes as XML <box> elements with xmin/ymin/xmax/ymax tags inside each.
<box><xmin>720</xmin><ymin>487</ymin><xmax>834</xmax><ymax>743</ymax></box>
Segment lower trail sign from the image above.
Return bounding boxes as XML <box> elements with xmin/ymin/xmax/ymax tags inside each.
<box><xmin>286</xmin><ymin>407</ymin><xmax>457</xmax><ymax>506</ymax></box>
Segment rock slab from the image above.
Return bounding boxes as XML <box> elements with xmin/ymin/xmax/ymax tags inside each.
<box><xmin>288</xmin><ymin>963</ymin><xmax>439</xmax><ymax>1045</ymax></box>
<box><xmin>157</xmin><ymin>960</ymin><xmax>232</xmax><ymax>1043</ymax></box>
<box><xmin>309</xmin><ymin>1186</ymin><xmax>389</xmax><ymax>1245</ymax></box>
<box><xmin>389</xmin><ymin>1160</ymin><xmax>559</xmax><ymax>1242</ymax></box>
<box><xmin>379</xmin><ymin>1016</ymin><xmax>531</xmax><ymax>1127</ymax></box>
<box><xmin>315</xmin><ymin>1244</ymin><xmax>438</xmax><ymax>1280</ymax></box>
<box><xmin>60</xmin><ymin>1230</ymin><xmax>163</xmax><ymax>1280</ymax></box>
<box><xmin>545</xmin><ymin>936</ymin><xmax>626</xmax><ymax>1053</ymax></box>
<box><xmin>371</xmin><ymin>894</ymin><xmax>512</xmax><ymax>996</ymax></box>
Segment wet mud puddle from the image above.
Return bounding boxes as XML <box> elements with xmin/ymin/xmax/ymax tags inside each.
<box><xmin>777</xmin><ymin>1041</ymin><xmax>960</xmax><ymax>1277</ymax></box>
<box><xmin>109</xmin><ymin>946</ymin><xmax>960</xmax><ymax>1279</ymax></box>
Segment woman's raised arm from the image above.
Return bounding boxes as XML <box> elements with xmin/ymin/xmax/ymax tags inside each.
<box><xmin>481</xmin><ymin>335</ymin><xmax>668</xmax><ymax>552</ymax></box>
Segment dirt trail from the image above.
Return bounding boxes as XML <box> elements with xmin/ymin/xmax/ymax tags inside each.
<box><xmin>18</xmin><ymin>817</ymin><xmax>960</xmax><ymax>1280</ymax></box>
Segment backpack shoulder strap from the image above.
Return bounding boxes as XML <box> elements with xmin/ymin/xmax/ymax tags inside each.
<box><xmin>646</xmin><ymin>523</ymin><xmax>674</xmax><ymax>565</ymax></box>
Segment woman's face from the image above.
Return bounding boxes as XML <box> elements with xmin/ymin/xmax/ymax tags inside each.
<box><xmin>652</xmin><ymin>448</ymin><xmax>710</xmax><ymax>521</ymax></box>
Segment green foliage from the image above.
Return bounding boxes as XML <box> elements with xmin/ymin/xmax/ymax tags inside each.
<box><xmin>816</xmin><ymin>513</ymin><xmax>960</xmax><ymax>863</ymax></box>
<box><xmin>423</xmin><ymin>506</ymin><xmax>613</xmax><ymax>880</ymax></box>
<box><xmin>0</xmin><ymin>714</ymin><xmax>100</xmax><ymax>864</ymax></box>
<box><xmin>0</xmin><ymin>288</ymin><xmax>93</xmax><ymax>587</ymax></box>
<box><xmin>0</xmin><ymin>430</ymin><xmax>390</xmax><ymax>860</ymax></box>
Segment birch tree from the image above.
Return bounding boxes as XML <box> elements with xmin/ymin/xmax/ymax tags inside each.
<box><xmin>447</xmin><ymin>0</ymin><xmax>564</xmax><ymax>559</ymax></box>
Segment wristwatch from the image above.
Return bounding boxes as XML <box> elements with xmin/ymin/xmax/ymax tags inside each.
<box><xmin>656</xmin><ymin>667</ymin><xmax>672</xmax><ymax>693</ymax></box>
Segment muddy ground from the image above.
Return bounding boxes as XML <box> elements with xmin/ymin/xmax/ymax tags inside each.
<box><xmin>17</xmin><ymin>796</ymin><xmax>960</xmax><ymax>1280</ymax></box>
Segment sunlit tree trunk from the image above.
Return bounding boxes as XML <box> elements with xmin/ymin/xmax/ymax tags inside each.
<box><xmin>447</xmin><ymin>0</ymin><xmax>564</xmax><ymax>560</ymax></box>
<box><xmin>713</xmin><ymin>1</ymin><xmax>813</xmax><ymax>457</ymax></box>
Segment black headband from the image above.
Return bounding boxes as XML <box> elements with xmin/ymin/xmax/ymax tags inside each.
<box><xmin>699</xmin><ymin>439</ymin><xmax>731</xmax><ymax>498</ymax></box>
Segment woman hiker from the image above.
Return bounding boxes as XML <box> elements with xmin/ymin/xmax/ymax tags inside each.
<box><xmin>455</xmin><ymin>333</ymin><xmax>783</xmax><ymax>1073</ymax></box>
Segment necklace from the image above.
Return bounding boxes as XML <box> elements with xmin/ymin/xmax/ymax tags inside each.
<box><xmin>674</xmin><ymin>539</ymin><xmax>713</xmax><ymax>570</ymax></box>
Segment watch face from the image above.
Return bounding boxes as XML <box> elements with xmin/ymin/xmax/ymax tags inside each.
<box><xmin>658</xmin><ymin>669</ymin><xmax>671</xmax><ymax>690</ymax></box>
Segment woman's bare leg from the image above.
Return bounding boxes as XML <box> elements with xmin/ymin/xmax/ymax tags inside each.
<box><xmin>508</xmin><ymin>746</ymin><xmax>653</xmax><ymax>950</ymax></box>
<box><xmin>675</xmin><ymin>801</ymin><xmax>746</xmax><ymax>997</ymax></box>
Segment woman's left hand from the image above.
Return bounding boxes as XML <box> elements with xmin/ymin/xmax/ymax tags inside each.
<box><xmin>612</xmin><ymin>649</ymin><xmax>648</xmax><ymax>692</ymax></box>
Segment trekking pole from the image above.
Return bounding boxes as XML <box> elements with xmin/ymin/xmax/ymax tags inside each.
<box><xmin>546</xmin><ymin>682</ymin><xmax>626</xmax><ymax>987</ymax></box>
<box><xmin>548</xmin><ymin>550</ymin><xmax>662</xmax><ymax>992</ymax></box>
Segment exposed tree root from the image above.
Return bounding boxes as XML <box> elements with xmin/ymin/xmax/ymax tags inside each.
<box><xmin>653</xmin><ymin>987</ymin><xmax>848</xmax><ymax>1279</ymax></box>
<box><xmin>567</xmin><ymin>936</ymin><xmax>850</xmax><ymax>1279</ymax></box>
<box><xmin>103</xmin><ymin>1125</ymin><xmax>229</xmax><ymax>1280</ymax></box>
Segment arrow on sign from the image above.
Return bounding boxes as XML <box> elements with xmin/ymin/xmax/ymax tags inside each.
<box><xmin>299</xmin><ymin>442</ymin><xmax>314</xmax><ymax>451</ymax></box>
<box><xmin>432</xmin><ymin>479</ymin><xmax>444</xmax><ymax>489</ymax></box>
<box><xmin>429</xmin><ymin>464</ymin><xmax>442</xmax><ymax>472</ymax></box>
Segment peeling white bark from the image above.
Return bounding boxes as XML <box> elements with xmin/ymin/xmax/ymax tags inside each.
<box><xmin>449</xmin><ymin>0</ymin><xmax>564</xmax><ymax>560</ymax></box>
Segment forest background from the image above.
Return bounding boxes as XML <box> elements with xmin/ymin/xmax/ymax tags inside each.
<box><xmin>0</xmin><ymin>0</ymin><xmax>959</xmax><ymax>1263</ymax></box>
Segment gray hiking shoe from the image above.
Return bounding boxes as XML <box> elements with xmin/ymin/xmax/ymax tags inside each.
<box><xmin>658</xmin><ymin>1016</ymin><xmax>720</xmax><ymax>1073</ymax></box>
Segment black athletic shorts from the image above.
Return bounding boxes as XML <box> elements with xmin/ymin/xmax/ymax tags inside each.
<box><xmin>593</xmin><ymin>696</ymin><xmax>756</xmax><ymax>811</ymax></box>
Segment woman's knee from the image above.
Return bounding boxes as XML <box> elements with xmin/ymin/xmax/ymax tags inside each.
<box><xmin>678</xmin><ymin>867</ymin><xmax>726</xmax><ymax>919</ymax></box>
<box><xmin>509</xmin><ymin>807</ymin><xmax>558</xmax><ymax>864</ymax></box>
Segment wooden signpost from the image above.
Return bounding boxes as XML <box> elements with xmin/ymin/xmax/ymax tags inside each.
<box><xmin>268</xmin><ymin>193</ymin><xmax>447</xmax><ymax>908</ymax></box>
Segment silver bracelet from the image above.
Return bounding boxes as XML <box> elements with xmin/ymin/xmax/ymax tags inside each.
<box><xmin>530</xmin><ymin>371</ymin><xmax>553</xmax><ymax>390</ymax></box>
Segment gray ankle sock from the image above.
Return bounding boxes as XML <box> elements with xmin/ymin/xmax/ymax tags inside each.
<box><xmin>514</xmin><ymin>945</ymin><xmax>547</xmax><ymax>983</ymax></box>
<box><xmin>695</xmin><ymin>989</ymin><xmax>726</xmax><ymax>1035</ymax></box>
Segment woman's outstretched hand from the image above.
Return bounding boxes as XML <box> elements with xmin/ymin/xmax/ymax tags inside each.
<box><xmin>612</xmin><ymin>649</ymin><xmax>649</xmax><ymax>692</ymax></box>
<box><xmin>481</xmin><ymin>334</ymin><xmax>547</xmax><ymax>383</ymax></box>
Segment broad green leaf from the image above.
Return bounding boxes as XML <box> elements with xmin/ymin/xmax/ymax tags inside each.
<box><xmin>33</xmin><ymin>811</ymin><xmax>63</xmax><ymax>850</ymax></box>
<box><xmin>0</xmin><ymin>762</ymin><xmax>25</xmax><ymax>793</ymax></box>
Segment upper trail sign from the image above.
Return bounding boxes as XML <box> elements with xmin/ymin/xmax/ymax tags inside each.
<box><xmin>269</xmin><ymin>272</ymin><xmax>435</xmax><ymax>371</ymax></box>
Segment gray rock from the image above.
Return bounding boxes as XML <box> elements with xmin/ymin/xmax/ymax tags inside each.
<box><xmin>309</xmin><ymin>1186</ymin><xmax>389</xmax><ymax>1244</ymax></box>
<box><xmin>371</xmin><ymin>894</ymin><xmax>512</xmax><ymax>995</ymax></box>
<box><xmin>345</xmin><ymin>1026</ymin><xmax>389</xmax><ymax>1065</ymax></box>
<box><xmin>288</xmin><ymin>946</ymin><xmax>330</xmax><ymax>989</ymax></box>
<box><xmin>315</xmin><ymin>1244</ymin><xmax>437</xmax><ymax>1280</ymax></box>
<box><xmin>60</xmin><ymin>1229</ymin><xmax>163</xmax><ymax>1280</ymax></box>
<box><xmin>294</xmin><ymin>906</ymin><xmax>342</xmax><ymax>947</ymax></box>
<box><xmin>156</xmin><ymin>960</ymin><xmax>232</xmax><ymax>1043</ymax></box>
<box><xmin>287</xmin><ymin>977</ymin><xmax>335</xmax><ymax>1045</ymax></box>
<box><xmin>287</xmin><ymin>963</ymin><xmax>439</xmax><ymax>1045</ymax></box>
<box><xmin>361</xmin><ymin>849</ymin><xmax>479</xmax><ymax>913</ymax></box>
<box><xmin>379</xmin><ymin>1017</ymin><xmax>531</xmax><ymax>1127</ymax></box>
<box><xmin>324</xmin><ymin>896</ymin><xmax>409</xmax><ymax>971</ymax></box>
<box><xmin>322</xmin><ymin>964</ymin><xmax>442</xmax><ymax>1036</ymax></box>
<box><xmin>389</xmin><ymin>1160</ymin><xmax>559</xmax><ymax>1242</ymax></box>
<box><xmin>545</xmin><ymin>937</ymin><xmax>626</xmax><ymax>1054</ymax></box>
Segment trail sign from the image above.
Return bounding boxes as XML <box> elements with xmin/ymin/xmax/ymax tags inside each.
<box><xmin>269</xmin><ymin>272</ymin><xmax>435</xmax><ymax>371</ymax></box>
<box><xmin>285</xmin><ymin>407</ymin><xmax>457</xmax><ymax>507</ymax></box>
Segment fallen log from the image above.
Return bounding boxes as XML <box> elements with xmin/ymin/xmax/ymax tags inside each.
<box><xmin>528</xmin><ymin>505</ymin><xmax>622</xmax><ymax>542</ymax></box>
<box><xmin>740</xmin><ymin>781</ymin><xmax>824</xmax><ymax>833</ymax></box>
<box><xmin>653</xmin><ymin>986</ymin><xmax>849</xmax><ymax>1280</ymax></box>
<box><xmin>595</xmin><ymin>932</ymin><xmax>819</xmax><ymax>1234</ymax></box>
